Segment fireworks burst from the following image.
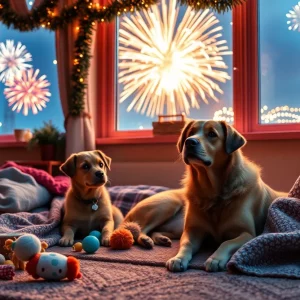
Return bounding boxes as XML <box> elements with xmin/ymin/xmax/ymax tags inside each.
<box><xmin>286</xmin><ymin>2</ymin><xmax>300</xmax><ymax>31</ymax></box>
<box><xmin>118</xmin><ymin>0</ymin><xmax>232</xmax><ymax>117</ymax></box>
<box><xmin>0</xmin><ymin>40</ymin><xmax>32</xmax><ymax>83</ymax></box>
<box><xmin>4</xmin><ymin>69</ymin><xmax>51</xmax><ymax>116</ymax></box>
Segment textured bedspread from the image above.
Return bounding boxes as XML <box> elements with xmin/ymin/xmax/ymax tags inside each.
<box><xmin>228</xmin><ymin>176</ymin><xmax>300</xmax><ymax>278</ymax></box>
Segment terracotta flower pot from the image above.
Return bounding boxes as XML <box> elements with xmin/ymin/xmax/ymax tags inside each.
<box><xmin>40</xmin><ymin>144</ymin><xmax>56</xmax><ymax>161</ymax></box>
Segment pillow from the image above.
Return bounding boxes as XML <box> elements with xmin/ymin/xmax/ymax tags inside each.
<box><xmin>108</xmin><ymin>185</ymin><xmax>170</xmax><ymax>216</ymax></box>
<box><xmin>0</xmin><ymin>167</ymin><xmax>51</xmax><ymax>213</ymax></box>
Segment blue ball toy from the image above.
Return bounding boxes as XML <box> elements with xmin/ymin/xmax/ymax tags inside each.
<box><xmin>89</xmin><ymin>230</ymin><xmax>101</xmax><ymax>240</ymax></box>
<box><xmin>82</xmin><ymin>236</ymin><xmax>100</xmax><ymax>254</ymax></box>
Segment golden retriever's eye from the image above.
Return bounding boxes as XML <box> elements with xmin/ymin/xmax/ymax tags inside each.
<box><xmin>208</xmin><ymin>131</ymin><xmax>217</xmax><ymax>138</ymax></box>
<box><xmin>99</xmin><ymin>162</ymin><xmax>103</xmax><ymax>168</ymax></box>
<box><xmin>82</xmin><ymin>163</ymin><xmax>90</xmax><ymax>170</ymax></box>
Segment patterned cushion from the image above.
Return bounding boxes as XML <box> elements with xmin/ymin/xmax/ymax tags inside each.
<box><xmin>108</xmin><ymin>185</ymin><xmax>170</xmax><ymax>216</ymax></box>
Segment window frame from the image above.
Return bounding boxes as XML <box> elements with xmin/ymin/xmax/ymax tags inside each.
<box><xmin>96</xmin><ymin>0</ymin><xmax>300</xmax><ymax>144</ymax></box>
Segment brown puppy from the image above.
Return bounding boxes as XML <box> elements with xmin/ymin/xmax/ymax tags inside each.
<box><xmin>124</xmin><ymin>120</ymin><xmax>287</xmax><ymax>272</ymax></box>
<box><xmin>59</xmin><ymin>150</ymin><xmax>123</xmax><ymax>247</ymax></box>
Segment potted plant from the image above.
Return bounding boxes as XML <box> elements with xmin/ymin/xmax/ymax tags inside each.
<box><xmin>28</xmin><ymin>121</ymin><xmax>62</xmax><ymax>161</ymax></box>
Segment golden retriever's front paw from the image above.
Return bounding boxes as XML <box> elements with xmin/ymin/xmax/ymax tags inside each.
<box><xmin>59</xmin><ymin>236</ymin><xmax>74</xmax><ymax>247</ymax></box>
<box><xmin>101</xmin><ymin>235</ymin><xmax>111</xmax><ymax>247</ymax></box>
<box><xmin>166</xmin><ymin>256</ymin><xmax>189</xmax><ymax>272</ymax></box>
<box><xmin>205</xmin><ymin>256</ymin><xmax>228</xmax><ymax>272</ymax></box>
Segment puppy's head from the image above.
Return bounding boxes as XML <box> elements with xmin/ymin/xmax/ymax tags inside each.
<box><xmin>177</xmin><ymin>120</ymin><xmax>246</xmax><ymax>168</ymax></box>
<box><xmin>60</xmin><ymin>150</ymin><xmax>111</xmax><ymax>188</ymax></box>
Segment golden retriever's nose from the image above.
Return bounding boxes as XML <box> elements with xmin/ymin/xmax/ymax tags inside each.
<box><xmin>95</xmin><ymin>171</ymin><xmax>104</xmax><ymax>178</ymax></box>
<box><xmin>185</xmin><ymin>138</ymin><xmax>199</xmax><ymax>148</ymax></box>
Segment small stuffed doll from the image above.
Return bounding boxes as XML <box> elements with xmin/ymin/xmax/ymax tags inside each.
<box><xmin>10</xmin><ymin>234</ymin><xmax>82</xmax><ymax>281</ymax></box>
<box><xmin>26</xmin><ymin>253</ymin><xmax>82</xmax><ymax>281</ymax></box>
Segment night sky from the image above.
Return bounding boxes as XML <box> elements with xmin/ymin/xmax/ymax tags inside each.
<box><xmin>0</xmin><ymin>0</ymin><xmax>299</xmax><ymax>134</ymax></box>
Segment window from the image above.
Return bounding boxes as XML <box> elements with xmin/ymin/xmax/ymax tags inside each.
<box><xmin>259</xmin><ymin>0</ymin><xmax>300</xmax><ymax>125</ymax></box>
<box><xmin>0</xmin><ymin>23</ymin><xmax>63</xmax><ymax>136</ymax></box>
<box><xmin>95</xmin><ymin>0</ymin><xmax>300</xmax><ymax>142</ymax></box>
<box><xmin>116</xmin><ymin>1</ymin><xmax>233</xmax><ymax>131</ymax></box>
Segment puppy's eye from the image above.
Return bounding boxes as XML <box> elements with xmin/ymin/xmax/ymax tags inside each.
<box><xmin>99</xmin><ymin>162</ymin><xmax>104</xmax><ymax>168</ymax></box>
<box><xmin>208</xmin><ymin>131</ymin><xmax>217</xmax><ymax>138</ymax></box>
<box><xmin>82</xmin><ymin>163</ymin><xmax>90</xmax><ymax>170</ymax></box>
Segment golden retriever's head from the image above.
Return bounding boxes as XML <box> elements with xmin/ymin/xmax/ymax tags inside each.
<box><xmin>177</xmin><ymin>120</ymin><xmax>246</xmax><ymax>168</ymax></box>
<box><xmin>60</xmin><ymin>150</ymin><xmax>111</xmax><ymax>188</ymax></box>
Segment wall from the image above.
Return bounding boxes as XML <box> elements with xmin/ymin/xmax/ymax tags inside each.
<box><xmin>1</xmin><ymin>139</ymin><xmax>299</xmax><ymax>192</ymax></box>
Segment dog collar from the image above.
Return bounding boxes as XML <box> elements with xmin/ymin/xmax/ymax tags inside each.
<box><xmin>75</xmin><ymin>195</ymin><xmax>100</xmax><ymax>211</ymax></box>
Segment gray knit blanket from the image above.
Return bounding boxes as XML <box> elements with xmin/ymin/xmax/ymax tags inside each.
<box><xmin>228</xmin><ymin>176</ymin><xmax>300</xmax><ymax>278</ymax></box>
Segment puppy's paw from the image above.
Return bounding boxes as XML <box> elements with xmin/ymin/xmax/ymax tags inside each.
<box><xmin>59</xmin><ymin>236</ymin><xmax>74</xmax><ymax>247</ymax></box>
<box><xmin>153</xmin><ymin>235</ymin><xmax>172</xmax><ymax>247</ymax></box>
<box><xmin>101</xmin><ymin>235</ymin><xmax>111</xmax><ymax>247</ymax></box>
<box><xmin>166</xmin><ymin>256</ymin><xmax>189</xmax><ymax>272</ymax></box>
<box><xmin>138</xmin><ymin>235</ymin><xmax>154</xmax><ymax>249</ymax></box>
<box><xmin>204</xmin><ymin>256</ymin><xmax>228</xmax><ymax>272</ymax></box>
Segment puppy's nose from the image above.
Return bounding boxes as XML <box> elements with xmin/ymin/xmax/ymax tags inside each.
<box><xmin>185</xmin><ymin>138</ymin><xmax>199</xmax><ymax>148</ymax></box>
<box><xmin>95</xmin><ymin>171</ymin><xmax>104</xmax><ymax>178</ymax></box>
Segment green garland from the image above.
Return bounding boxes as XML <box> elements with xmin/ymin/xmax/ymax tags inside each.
<box><xmin>0</xmin><ymin>0</ymin><xmax>246</xmax><ymax>117</ymax></box>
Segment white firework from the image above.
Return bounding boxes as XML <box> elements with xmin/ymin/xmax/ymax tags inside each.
<box><xmin>118</xmin><ymin>0</ymin><xmax>232</xmax><ymax>117</ymax></box>
<box><xmin>4</xmin><ymin>69</ymin><xmax>51</xmax><ymax>116</ymax></box>
<box><xmin>286</xmin><ymin>2</ymin><xmax>300</xmax><ymax>31</ymax></box>
<box><xmin>0</xmin><ymin>40</ymin><xmax>32</xmax><ymax>83</ymax></box>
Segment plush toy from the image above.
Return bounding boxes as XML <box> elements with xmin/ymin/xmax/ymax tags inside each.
<box><xmin>110</xmin><ymin>222</ymin><xmax>141</xmax><ymax>250</ymax></box>
<box><xmin>82</xmin><ymin>236</ymin><xmax>100</xmax><ymax>254</ymax></box>
<box><xmin>10</xmin><ymin>234</ymin><xmax>82</xmax><ymax>281</ymax></box>
<box><xmin>0</xmin><ymin>254</ymin><xmax>5</xmax><ymax>265</ymax></box>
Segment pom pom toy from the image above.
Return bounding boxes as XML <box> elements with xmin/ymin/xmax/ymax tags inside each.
<box><xmin>73</xmin><ymin>242</ymin><xmax>83</xmax><ymax>252</ymax></box>
<box><xmin>110</xmin><ymin>222</ymin><xmax>141</xmax><ymax>250</ymax></box>
<box><xmin>82</xmin><ymin>236</ymin><xmax>100</xmax><ymax>254</ymax></box>
<box><xmin>9</xmin><ymin>234</ymin><xmax>82</xmax><ymax>281</ymax></box>
<box><xmin>89</xmin><ymin>230</ymin><xmax>101</xmax><ymax>240</ymax></box>
<box><xmin>110</xmin><ymin>229</ymin><xmax>134</xmax><ymax>250</ymax></box>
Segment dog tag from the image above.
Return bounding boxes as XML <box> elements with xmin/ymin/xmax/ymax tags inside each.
<box><xmin>92</xmin><ymin>203</ymin><xmax>98</xmax><ymax>211</ymax></box>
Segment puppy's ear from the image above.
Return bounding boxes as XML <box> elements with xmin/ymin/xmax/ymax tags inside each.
<box><xmin>60</xmin><ymin>154</ymin><xmax>77</xmax><ymax>177</ymax></box>
<box><xmin>177</xmin><ymin>120</ymin><xmax>196</xmax><ymax>153</ymax></box>
<box><xmin>94</xmin><ymin>150</ymin><xmax>112</xmax><ymax>171</ymax></box>
<box><xmin>220</xmin><ymin>121</ymin><xmax>246</xmax><ymax>154</ymax></box>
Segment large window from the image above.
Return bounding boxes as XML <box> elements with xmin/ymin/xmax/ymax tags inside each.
<box><xmin>259</xmin><ymin>0</ymin><xmax>300</xmax><ymax>125</ymax></box>
<box><xmin>116</xmin><ymin>0</ymin><xmax>233</xmax><ymax>131</ymax></box>
<box><xmin>0</xmin><ymin>11</ymin><xmax>63</xmax><ymax>135</ymax></box>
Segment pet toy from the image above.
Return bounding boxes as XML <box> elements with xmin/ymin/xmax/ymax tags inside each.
<box><xmin>0</xmin><ymin>254</ymin><xmax>5</xmax><ymax>265</ymax></box>
<box><xmin>0</xmin><ymin>265</ymin><xmax>15</xmax><ymax>280</ymax></box>
<box><xmin>82</xmin><ymin>236</ymin><xmax>100</xmax><ymax>254</ymax></box>
<box><xmin>11</xmin><ymin>234</ymin><xmax>82</xmax><ymax>281</ymax></box>
<box><xmin>89</xmin><ymin>230</ymin><xmax>101</xmax><ymax>240</ymax></box>
<box><xmin>110</xmin><ymin>222</ymin><xmax>141</xmax><ymax>250</ymax></box>
<box><xmin>73</xmin><ymin>242</ymin><xmax>83</xmax><ymax>252</ymax></box>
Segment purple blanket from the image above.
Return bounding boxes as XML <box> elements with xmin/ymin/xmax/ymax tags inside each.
<box><xmin>0</xmin><ymin>163</ymin><xmax>169</xmax><ymax>246</ymax></box>
<box><xmin>228</xmin><ymin>176</ymin><xmax>300</xmax><ymax>278</ymax></box>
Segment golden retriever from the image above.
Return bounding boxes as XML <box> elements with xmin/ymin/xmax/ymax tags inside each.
<box><xmin>59</xmin><ymin>150</ymin><xmax>123</xmax><ymax>247</ymax></box>
<box><xmin>124</xmin><ymin>120</ymin><xmax>287</xmax><ymax>272</ymax></box>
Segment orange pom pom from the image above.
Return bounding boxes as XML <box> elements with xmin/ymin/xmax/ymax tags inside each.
<box><xmin>110</xmin><ymin>229</ymin><xmax>134</xmax><ymax>250</ymax></box>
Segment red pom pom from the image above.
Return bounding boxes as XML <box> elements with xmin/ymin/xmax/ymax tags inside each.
<box><xmin>110</xmin><ymin>229</ymin><xmax>134</xmax><ymax>250</ymax></box>
<box><xmin>26</xmin><ymin>254</ymin><xmax>40</xmax><ymax>279</ymax></box>
<box><xmin>66</xmin><ymin>256</ymin><xmax>82</xmax><ymax>280</ymax></box>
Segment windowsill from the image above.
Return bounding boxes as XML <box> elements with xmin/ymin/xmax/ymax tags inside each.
<box><xmin>0</xmin><ymin>141</ymin><xmax>28</xmax><ymax>148</ymax></box>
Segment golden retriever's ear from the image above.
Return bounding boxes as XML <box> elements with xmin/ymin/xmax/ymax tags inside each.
<box><xmin>177</xmin><ymin>120</ymin><xmax>196</xmax><ymax>153</ymax></box>
<box><xmin>94</xmin><ymin>150</ymin><xmax>112</xmax><ymax>171</ymax></box>
<box><xmin>221</xmin><ymin>121</ymin><xmax>246</xmax><ymax>154</ymax></box>
<box><xmin>60</xmin><ymin>154</ymin><xmax>77</xmax><ymax>177</ymax></box>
